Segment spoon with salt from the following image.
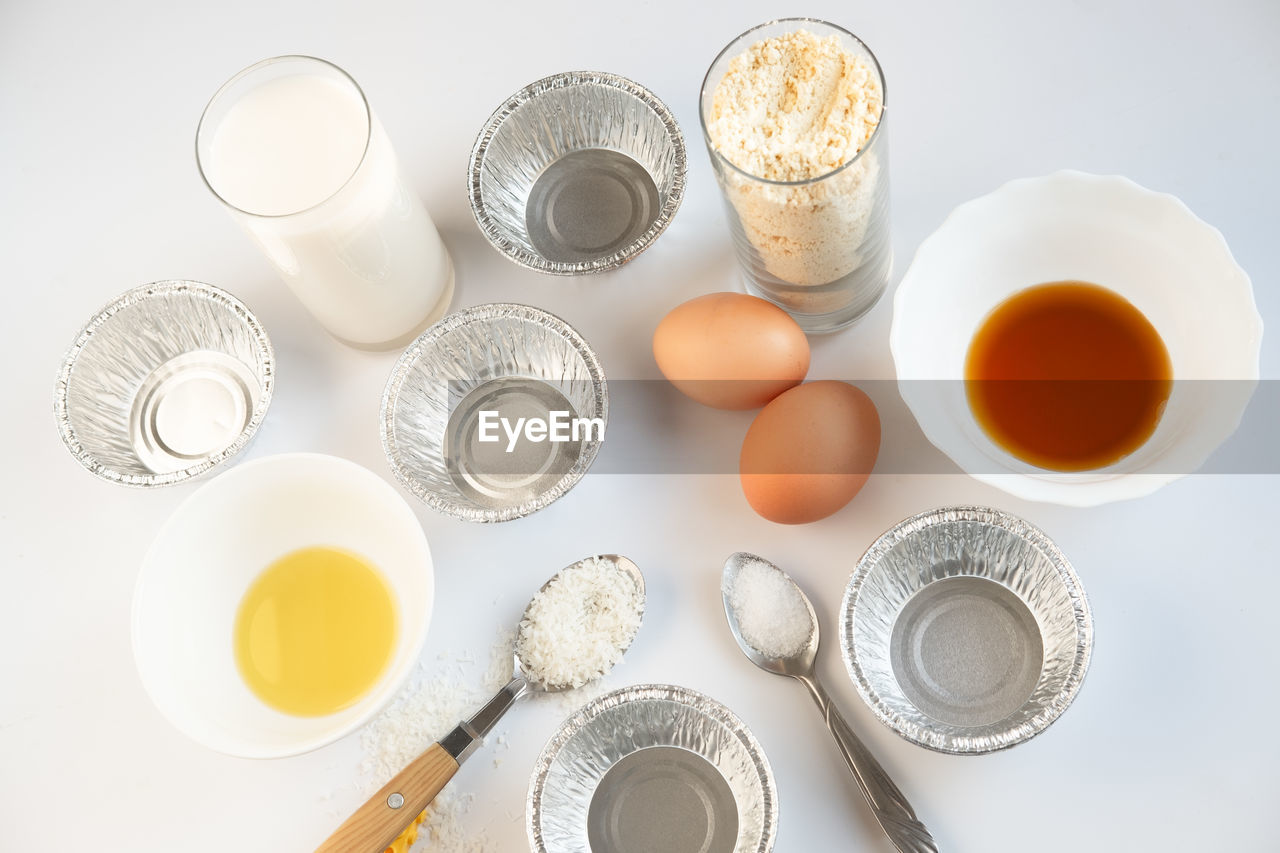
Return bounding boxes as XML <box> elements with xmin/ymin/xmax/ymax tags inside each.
<box><xmin>317</xmin><ymin>554</ymin><xmax>645</xmax><ymax>853</ymax></box>
<box><xmin>721</xmin><ymin>552</ymin><xmax>938</xmax><ymax>853</ymax></box>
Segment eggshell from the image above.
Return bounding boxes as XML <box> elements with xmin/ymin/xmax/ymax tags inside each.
<box><xmin>653</xmin><ymin>293</ymin><xmax>809</xmax><ymax>410</ymax></box>
<box><xmin>739</xmin><ymin>381</ymin><xmax>881</xmax><ymax>524</ymax></box>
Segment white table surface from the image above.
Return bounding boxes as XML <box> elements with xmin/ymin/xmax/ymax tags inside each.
<box><xmin>3</xmin><ymin>0</ymin><xmax>1278</xmax><ymax>850</ymax></box>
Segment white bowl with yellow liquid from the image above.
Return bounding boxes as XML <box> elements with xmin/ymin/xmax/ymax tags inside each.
<box><xmin>132</xmin><ymin>453</ymin><xmax>433</xmax><ymax>758</ymax></box>
<box><xmin>891</xmin><ymin>171</ymin><xmax>1263</xmax><ymax>506</ymax></box>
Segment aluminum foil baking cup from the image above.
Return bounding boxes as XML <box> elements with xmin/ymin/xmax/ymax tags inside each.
<box><xmin>468</xmin><ymin>71</ymin><xmax>686</xmax><ymax>275</ymax></box>
<box><xmin>381</xmin><ymin>303</ymin><xmax>607</xmax><ymax>523</ymax></box>
<box><xmin>528</xmin><ymin>684</ymin><xmax>777</xmax><ymax>853</ymax></box>
<box><xmin>55</xmin><ymin>280</ymin><xmax>274</xmax><ymax>487</ymax></box>
<box><xmin>841</xmin><ymin>506</ymin><xmax>1093</xmax><ymax>754</ymax></box>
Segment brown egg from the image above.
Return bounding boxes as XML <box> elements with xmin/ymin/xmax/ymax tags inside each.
<box><xmin>653</xmin><ymin>293</ymin><xmax>809</xmax><ymax>410</ymax></box>
<box><xmin>739</xmin><ymin>381</ymin><xmax>881</xmax><ymax>524</ymax></box>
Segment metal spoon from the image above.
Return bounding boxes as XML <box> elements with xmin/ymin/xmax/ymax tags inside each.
<box><xmin>721</xmin><ymin>552</ymin><xmax>937</xmax><ymax>853</ymax></box>
<box><xmin>317</xmin><ymin>554</ymin><xmax>645</xmax><ymax>853</ymax></box>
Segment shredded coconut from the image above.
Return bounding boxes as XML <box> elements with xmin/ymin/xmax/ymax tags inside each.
<box><xmin>706</xmin><ymin>29</ymin><xmax>887</xmax><ymax>309</ymax></box>
<box><xmin>359</xmin><ymin>629</ymin><xmax>515</xmax><ymax>852</ymax></box>
<box><xmin>724</xmin><ymin>557</ymin><xmax>814</xmax><ymax>659</ymax></box>
<box><xmin>516</xmin><ymin>556</ymin><xmax>644</xmax><ymax>689</ymax></box>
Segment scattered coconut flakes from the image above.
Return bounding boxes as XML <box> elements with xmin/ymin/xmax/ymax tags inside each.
<box><xmin>515</xmin><ymin>556</ymin><xmax>644</xmax><ymax>690</ymax></box>
<box><xmin>359</xmin><ymin>628</ymin><xmax>515</xmax><ymax>852</ymax></box>
<box><xmin>724</xmin><ymin>556</ymin><xmax>814</xmax><ymax>659</ymax></box>
<box><xmin>551</xmin><ymin>675</ymin><xmax>611</xmax><ymax>714</ymax></box>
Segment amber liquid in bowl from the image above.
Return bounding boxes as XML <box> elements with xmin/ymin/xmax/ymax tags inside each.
<box><xmin>964</xmin><ymin>281</ymin><xmax>1172</xmax><ymax>472</ymax></box>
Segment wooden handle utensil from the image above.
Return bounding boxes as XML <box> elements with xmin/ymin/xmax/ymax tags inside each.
<box><xmin>315</xmin><ymin>744</ymin><xmax>457</xmax><ymax>853</ymax></box>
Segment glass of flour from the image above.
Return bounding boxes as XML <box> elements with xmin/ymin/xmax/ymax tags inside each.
<box><xmin>700</xmin><ymin>20</ymin><xmax>890</xmax><ymax>334</ymax></box>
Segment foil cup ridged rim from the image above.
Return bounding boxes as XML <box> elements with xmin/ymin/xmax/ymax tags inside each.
<box><xmin>840</xmin><ymin>506</ymin><xmax>1094</xmax><ymax>755</ymax></box>
<box><xmin>468</xmin><ymin>70</ymin><xmax>687</xmax><ymax>275</ymax></box>
<box><xmin>53</xmin><ymin>280</ymin><xmax>275</xmax><ymax>488</ymax></box>
<box><xmin>527</xmin><ymin>683</ymin><xmax>778</xmax><ymax>853</ymax></box>
<box><xmin>380</xmin><ymin>302</ymin><xmax>608</xmax><ymax>523</ymax></box>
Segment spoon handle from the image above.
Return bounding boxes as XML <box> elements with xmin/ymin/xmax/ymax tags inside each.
<box><xmin>800</xmin><ymin>675</ymin><xmax>939</xmax><ymax>853</ymax></box>
<box><xmin>314</xmin><ymin>744</ymin><xmax>457</xmax><ymax>853</ymax></box>
<box><xmin>315</xmin><ymin>675</ymin><xmax>528</xmax><ymax>853</ymax></box>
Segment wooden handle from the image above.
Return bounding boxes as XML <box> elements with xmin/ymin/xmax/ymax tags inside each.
<box><xmin>316</xmin><ymin>743</ymin><xmax>459</xmax><ymax>853</ymax></box>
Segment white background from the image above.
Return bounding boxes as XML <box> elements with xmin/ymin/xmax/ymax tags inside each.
<box><xmin>3</xmin><ymin>0</ymin><xmax>1278</xmax><ymax>850</ymax></box>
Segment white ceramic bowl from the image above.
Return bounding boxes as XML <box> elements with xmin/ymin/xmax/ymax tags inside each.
<box><xmin>891</xmin><ymin>171</ymin><xmax>1262</xmax><ymax>506</ymax></box>
<box><xmin>132</xmin><ymin>453</ymin><xmax>433</xmax><ymax>758</ymax></box>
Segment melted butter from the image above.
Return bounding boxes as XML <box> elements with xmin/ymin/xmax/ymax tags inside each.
<box><xmin>233</xmin><ymin>546</ymin><xmax>397</xmax><ymax>717</ymax></box>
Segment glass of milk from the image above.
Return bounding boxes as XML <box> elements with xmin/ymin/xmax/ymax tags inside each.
<box><xmin>197</xmin><ymin>56</ymin><xmax>454</xmax><ymax>350</ymax></box>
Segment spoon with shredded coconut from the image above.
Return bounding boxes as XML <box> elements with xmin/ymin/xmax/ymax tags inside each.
<box><xmin>721</xmin><ymin>553</ymin><xmax>937</xmax><ymax>853</ymax></box>
<box><xmin>318</xmin><ymin>554</ymin><xmax>644</xmax><ymax>853</ymax></box>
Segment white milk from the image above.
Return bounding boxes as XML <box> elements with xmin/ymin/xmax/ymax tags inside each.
<box><xmin>203</xmin><ymin>70</ymin><xmax>452</xmax><ymax>349</ymax></box>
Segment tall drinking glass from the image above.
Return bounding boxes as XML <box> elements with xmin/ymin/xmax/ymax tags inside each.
<box><xmin>700</xmin><ymin>20</ymin><xmax>890</xmax><ymax>334</ymax></box>
<box><xmin>197</xmin><ymin>56</ymin><xmax>454</xmax><ymax>350</ymax></box>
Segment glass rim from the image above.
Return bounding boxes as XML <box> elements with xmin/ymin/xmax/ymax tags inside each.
<box><xmin>697</xmin><ymin>17</ymin><xmax>889</xmax><ymax>188</ymax></box>
<box><xmin>194</xmin><ymin>54</ymin><xmax>374</xmax><ymax>220</ymax></box>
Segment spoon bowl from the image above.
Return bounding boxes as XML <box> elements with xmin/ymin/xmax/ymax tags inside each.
<box><xmin>518</xmin><ymin>554</ymin><xmax>646</xmax><ymax>693</ymax></box>
<box><xmin>721</xmin><ymin>551</ymin><xmax>818</xmax><ymax>678</ymax></box>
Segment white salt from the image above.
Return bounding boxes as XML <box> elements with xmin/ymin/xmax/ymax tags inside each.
<box><xmin>725</xmin><ymin>557</ymin><xmax>814</xmax><ymax>659</ymax></box>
